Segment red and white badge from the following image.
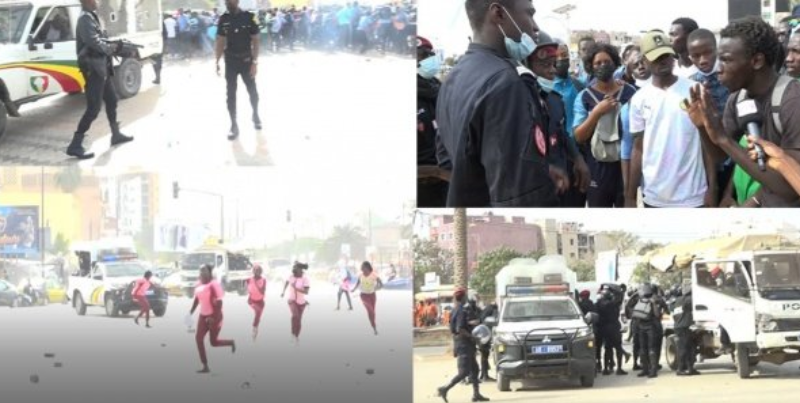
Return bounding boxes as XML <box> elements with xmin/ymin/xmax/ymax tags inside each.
<box><xmin>534</xmin><ymin>125</ymin><xmax>547</xmax><ymax>156</ymax></box>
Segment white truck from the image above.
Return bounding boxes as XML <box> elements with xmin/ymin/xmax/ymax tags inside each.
<box><xmin>179</xmin><ymin>244</ymin><xmax>253</xmax><ymax>297</ymax></box>
<box><xmin>67</xmin><ymin>247</ymin><xmax>168</xmax><ymax>317</ymax></box>
<box><xmin>0</xmin><ymin>0</ymin><xmax>163</xmax><ymax>137</ymax></box>
<box><xmin>484</xmin><ymin>256</ymin><xmax>596</xmax><ymax>391</ymax></box>
<box><xmin>646</xmin><ymin>235</ymin><xmax>800</xmax><ymax>378</ymax></box>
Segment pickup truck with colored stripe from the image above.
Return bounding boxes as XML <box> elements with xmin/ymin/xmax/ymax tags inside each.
<box><xmin>0</xmin><ymin>0</ymin><xmax>163</xmax><ymax>138</ymax></box>
<box><xmin>67</xmin><ymin>259</ymin><xmax>168</xmax><ymax>317</ymax></box>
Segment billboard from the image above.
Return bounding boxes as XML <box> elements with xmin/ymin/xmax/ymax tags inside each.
<box><xmin>0</xmin><ymin>206</ymin><xmax>40</xmax><ymax>256</ymax></box>
<box><xmin>153</xmin><ymin>219</ymin><xmax>212</xmax><ymax>252</ymax></box>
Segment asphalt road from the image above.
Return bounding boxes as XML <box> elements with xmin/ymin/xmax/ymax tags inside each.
<box><xmin>0</xmin><ymin>50</ymin><xmax>413</xmax><ymax>170</ymax></box>
<box><xmin>413</xmin><ymin>344</ymin><xmax>800</xmax><ymax>403</ymax></box>
<box><xmin>0</xmin><ymin>281</ymin><xmax>412</xmax><ymax>403</ymax></box>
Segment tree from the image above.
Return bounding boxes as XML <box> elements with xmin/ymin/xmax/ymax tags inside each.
<box><xmin>454</xmin><ymin>208</ymin><xmax>467</xmax><ymax>288</ymax></box>
<box><xmin>571</xmin><ymin>259</ymin><xmax>595</xmax><ymax>282</ymax></box>
<box><xmin>50</xmin><ymin>233</ymin><xmax>69</xmax><ymax>255</ymax></box>
<box><xmin>55</xmin><ymin>166</ymin><xmax>83</xmax><ymax>193</ymax></box>
<box><xmin>412</xmin><ymin>238</ymin><xmax>454</xmax><ymax>293</ymax></box>
<box><xmin>470</xmin><ymin>248</ymin><xmax>544</xmax><ymax>298</ymax></box>
<box><xmin>605</xmin><ymin>231</ymin><xmax>640</xmax><ymax>256</ymax></box>
<box><xmin>317</xmin><ymin>225</ymin><xmax>368</xmax><ymax>264</ymax></box>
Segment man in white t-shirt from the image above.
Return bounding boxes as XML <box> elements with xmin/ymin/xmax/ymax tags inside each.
<box><xmin>626</xmin><ymin>31</ymin><xmax>715</xmax><ymax>208</ymax></box>
<box><xmin>164</xmin><ymin>15</ymin><xmax>177</xmax><ymax>56</ymax></box>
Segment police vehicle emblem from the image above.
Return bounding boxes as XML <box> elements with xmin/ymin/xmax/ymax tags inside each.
<box><xmin>542</xmin><ymin>335</ymin><xmax>551</xmax><ymax>343</ymax></box>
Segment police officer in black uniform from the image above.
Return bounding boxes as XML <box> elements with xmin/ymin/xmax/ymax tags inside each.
<box><xmin>216</xmin><ymin>0</ymin><xmax>262</xmax><ymax>140</ymax></box>
<box><xmin>632</xmin><ymin>283</ymin><xmax>668</xmax><ymax>378</ymax></box>
<box><xmin>625</xmin><ymin>288</ymin><xmax>642</xmax><ymax>370</ymax></box>
<box><xmin>436</xmin><ymin>0</ymin><xmax>568</xmax><ymax>207</ymax></box>
<box><xmin>673</xmin><ymin>282</ymin><xmax>700</xmax><ymax>376</ymax></box>
<box><xmin>596</xmin><ymin>288</ymin><xmax>627</xmax><ymax>375</ymax></box>
<box><xmin>68</xmin><ymin>0</ymin><xmax>133</xmax><ymax>159</ymax></box>
<box><xmin>437</xmin><ymin>288</ymin><xmax>489</xmax><ymax>403</ymax></box>
<box><xmin>478</xmin><ymin>299</ymin><xmax>498</xmax><ymax>382</ymax></box>
<box><xmin>417</xmin><ymin>35</ymin><xmax>449</xmax><ymax>207</ymax></box>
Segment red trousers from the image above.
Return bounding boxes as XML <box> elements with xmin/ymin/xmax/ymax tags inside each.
<box><xmin>196</xmin><ymin>313</ymin><xmax>233</xmax><ymax>365</ymax></box>
<box><xmin>134</xmin><ymin>295</ymin><xmax>150</xmax><ymax>319</ymax></box>
<box><xmin>248</xmin><ymin>298</ymin><xmax>264</xmax><ymax>327</ymax></box>
<box><xmin>288</xmin><ymin>301</ymin><xmax>306</xmax><ymax>337</ymax></box>
<box><xmin>360</xmin><ymin>293</ymin><xmax>377</xmax><ymax>329</ymax></box>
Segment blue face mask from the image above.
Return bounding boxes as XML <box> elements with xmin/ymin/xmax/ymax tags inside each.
<box><xmin>497</xmin><ymin>6</ymin><xmax>536</xmax><ymax>61</ymax></box>
<box><xmin>537</xmin><ymin>76</ymin><xmax>554</xmax><ymax>93</ymax></box>
<box><xmin>417</xmin><ymin>55</ymin><xmax>440</xmax><ymax>79</ymax></box>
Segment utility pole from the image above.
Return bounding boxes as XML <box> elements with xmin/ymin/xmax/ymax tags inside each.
<box><xmin>454</xmin><ymin>208</ymin><xmax>468</xmax><ymax>288</ymax></box>
<box><xmin>173</xmin><ymin>182</ymin><xmax>225</xmax><ymax>243</ymax></box>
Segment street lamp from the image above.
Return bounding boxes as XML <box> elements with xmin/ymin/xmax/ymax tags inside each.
<box><xmin>173</xmin><ymin>183</ymin><xmax>225</xmax><ymax>243</ymax></box>
<box><xmin>552</xmin><ymin>4</ymin><xmax>576</xmax><ymax>44</ymax></box>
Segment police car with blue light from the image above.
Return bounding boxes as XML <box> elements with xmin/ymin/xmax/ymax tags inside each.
<box><xmin>66</xmin><ymin>238</ymin><xmax>168</xmax><ymax>317</ymax></box>
<box><xmin>483</xmin><ymin>256</ymin><xmax>597</xmax><ymax>391</ymax></box>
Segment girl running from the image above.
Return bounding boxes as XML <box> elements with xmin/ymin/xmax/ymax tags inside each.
<box><xmin>281</xmin><ymin>262</ymin><xmax>310</xmax><ymax>345</ymax></box>
<box><xmin>351</xmin><ymin>261</ymin><xmax>383</xmax><ymax>335</ymax></box>
<box><xmin>132</xmin><ymin>271</ymin><xmax>153</xmax><ymax>327</ymax></box>
<box><xmin>336</xmin><ymin>264</ymin><xmax>353</xmax><ymax>310</ymax></box>
<box><xmin>247</xmin><ymin>264</ymin><xmax>267</xmax><ymax>340</ymax></box>
<box><xmin>190</xmin><ymin>264</ymin><xmax>235</xmax><ymax>373</ymax></box>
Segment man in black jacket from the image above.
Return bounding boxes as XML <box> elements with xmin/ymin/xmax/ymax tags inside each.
<box><xmin>417</xmin><ymin>35</ymin><xmax>448</xmax><ymax>207</ymax></box>
<box><xmin>673</xmin><ymin>283</ymin><xmax>699</xmax><ymax>376</ymax></box>
<box><xmin>68</xmin><ymin>0</ymin><xmax>134</xmax><ymax>159</ymax></box>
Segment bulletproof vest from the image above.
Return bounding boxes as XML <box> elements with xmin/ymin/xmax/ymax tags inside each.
<box><xmin>632</xmin><ymin>297</ymin><xmax>655</xmax><ymax>321</ymax></box>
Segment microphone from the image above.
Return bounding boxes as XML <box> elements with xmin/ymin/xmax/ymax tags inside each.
<box><xmin>736</xmin><ymin>99</ymin><xmax>767</xmax><ymax>172</ymax></box>
<box><xmin>746</xmin><ymin>120</ymin><xmax>767</xmax><ymax>172</ymax></box>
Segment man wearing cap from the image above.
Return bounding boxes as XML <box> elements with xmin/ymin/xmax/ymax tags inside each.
<box><xmin>417</xmin><ymin>35</ymin><xmax>449</xmax><ymax>207</ymax></box>
<box><xmin>627</xmin><ymin>31</ymin><xmax>716</xmax><ymax>208</ymax></box>
<box><xmin>436</xmin><ymin>0</ymin><xmax>568</xmax><ymax>207</ymax></box>
<box><xmin>527</xmin><ymin>32</ymin><xmax>590</xmax><ymax>206</ymax></box>
<box><xmin>438</xmin><ymin>287</ymin><xmax>488</xmax><ymax>402</ymax></box>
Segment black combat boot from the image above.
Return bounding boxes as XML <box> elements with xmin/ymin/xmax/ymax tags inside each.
<box><xmin>648</xmin><ymin>353</ymin><xmax>658</xmax><ymax>378</ymax></box>
<box><xmin>66</xmin><ymin>132</ymin><xmax>95</xmax><ymax>159</ymax></box>
<box><xmin>253</xmin><ymin>113</ymin><xmax>262</xmax><ymax>130</ymax></box>
<box><xmin>110</xmin><ymin>122</ymin><xmax>133</xmax><ymax>146</ymax></box>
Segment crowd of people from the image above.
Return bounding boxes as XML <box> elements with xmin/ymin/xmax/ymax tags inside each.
<box><xmin>159</xmin><ymin>2</ymin><xmax>416</xmax><ymax>59</ymax></box>
<box><xmin>417</xmin><ymin>1</ymin><xmax>800</xmax><ymax>208</ymax></box>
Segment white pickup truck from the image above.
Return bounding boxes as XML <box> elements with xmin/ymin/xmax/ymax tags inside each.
<box><xmin>67</xmin><ymin>258</ymin><xmax>168</xmax><ymax>317</ymax></box>
<box><xmin>0</xmin><ymin>0</ymin><xmax>163</xmax><ymax>137</ymax></box>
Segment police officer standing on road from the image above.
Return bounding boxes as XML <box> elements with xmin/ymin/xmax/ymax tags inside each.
<box><xmin>673</xmin><ymin>282</ymin><xmax>700</xmax><ymax>376</ymax></box>
<box><xmin>437</xmin><ymin>287</ymin><xmax>489</xmax><ymax>403</ymax></box>
<box><xmin>632</xmin><ymin>283</ymin><xmax>662</xmax><ymax>378</ymax></box>
<box><xmin>478</xmin><ymin>298</ymin><xmax>498</xmax><ymax>382</ymax></box>
<box><xmin>216</xmin><ymin>0</ymin><xmax>262</xmax><ymax>140</ymax></box>
<box><xmin>625</xmin><ymin>288</ymin><xmax>642</xmax><ymax>370</ymax></box>
<box><xmin>68</xmin><ymin>0</ymin><xmax>133</xmax><ymax>159</ymax></box>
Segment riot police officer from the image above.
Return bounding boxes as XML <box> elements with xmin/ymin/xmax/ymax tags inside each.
<box><xmin>632</xmin><ymin>283</ymin><xmax>661</xmax><ymax>378</ymax></box>
<box><xmin>596</xmin><ymin>288</ymin><xmax>627</xmax><ymax>375</ymax></box>
<box><xmin>478</xmin><ymin>299</ymin><xmax>498</xmax><ymax>381</ymax></box>
<box><xmin>624</xmin><ymin>289</ymin><xmax>642</xmax><ymax>370</ymax></box>
<box><xmin>216</xmin><ymin>0</ymin><xmax>262</xmax><ymax>140</ymax></box>
<box><xmin>68</xmin><ymin>0</ymin><xmax>133</xmax><ymax>159</ymax></box>
<box><xmin>673</xmin><ymin>283</ymin><xmax>700</xmax><ymax>376</ymax></box>
<box><xmin>437</xmin><ymin>288</ymin><xmax>489</xmax><ymax>403</ymax></box>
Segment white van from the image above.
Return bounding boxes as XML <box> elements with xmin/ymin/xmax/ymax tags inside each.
<box><xmin>0</xmin><ymin>0</ymin><xmax>163</xmax><ymax>136</ymax></box>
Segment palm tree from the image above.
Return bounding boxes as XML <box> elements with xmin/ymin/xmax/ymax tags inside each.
<box><xmin>454</xmin><ymin>208</ymin><xmax>467</xmax><ymax>288</ymax></box>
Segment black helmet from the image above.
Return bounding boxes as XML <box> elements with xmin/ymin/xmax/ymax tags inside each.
<box><xmin>638</xmin><ymin>283</ymin><xmax>654</xmax><ymax>298</ymax></box>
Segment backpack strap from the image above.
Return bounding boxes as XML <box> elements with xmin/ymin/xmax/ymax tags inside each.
<box><xmin>771</xmin><ymin>75</ymin><xmax>793</xmax><ymax>136</ymax></box>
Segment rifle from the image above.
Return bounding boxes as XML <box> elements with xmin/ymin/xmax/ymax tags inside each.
<box><xmin>100</xmin><ymin>38</ymin><xmax>144</xmax><ymax>59</ymax></box>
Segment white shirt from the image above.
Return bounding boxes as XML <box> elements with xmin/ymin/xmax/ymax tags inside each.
<box><xmin>674</xmin><ymin>63</ymin><xmax>698</xmax><ymax>79</ymax></box>
<box><xmin>164</xmin><ymin>17</ymin><xmax>177</xmax><ymax>38</ymax></box>
<box><xmin>629</xmin><ymin>76</ymin><xmax>708</xmax><ymax>207</ymax></box>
